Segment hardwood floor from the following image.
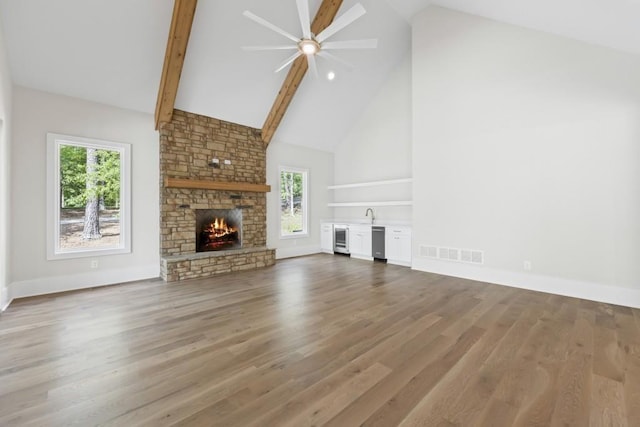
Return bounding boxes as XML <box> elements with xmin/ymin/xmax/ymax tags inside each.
<box><xmin>1</xmin><ymin>254</ymin><xmax>639</xmax><ymax>426</ymax></box>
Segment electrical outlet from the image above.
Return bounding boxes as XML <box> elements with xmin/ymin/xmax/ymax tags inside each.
<box><xmin>90</xmin><ymin>260</ymin><xmax>99</xmax><ymax>269</ymax></box>
<box><xmin>523</xmin><ymin>260</ymin><xmax>532</xmax><ymax>271</ymax></box>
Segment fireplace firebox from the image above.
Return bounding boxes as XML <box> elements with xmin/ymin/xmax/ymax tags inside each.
<box><xmin>196</xmin><ymin>209</ymin><xmax>242</xmax><ymax>252</ymax></box>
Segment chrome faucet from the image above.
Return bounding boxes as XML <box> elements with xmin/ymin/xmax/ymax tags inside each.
<box><xmin>365</xmin><ymin>208</ymin><xmax>375</xmax><ymax>225</ymax></box>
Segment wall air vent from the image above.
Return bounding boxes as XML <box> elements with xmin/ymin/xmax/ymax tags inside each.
<box><xmin>420</xmin><ymin>244</ymin><xmax>484</xmax><ymax>265</ymax></box>
<box><xmin>419</xmin><ymin>245</ymin><xmax>438</xmax><ymax>258</ymax></box>
<box><xmin>471</xmin><ymin>250</ymin><xmax>484</xmax><ymax>264</ymax></box>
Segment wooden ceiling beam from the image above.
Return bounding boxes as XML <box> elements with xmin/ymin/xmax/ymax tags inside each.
<box><xmin>155</xmin><ymin>0</ymin><xmax>198</xmax><ymax>130</ymax></box>
<box><xmin>261</xmin><ymin>0</ymin><xmax>343</xmax><ymax>145</ymax></box>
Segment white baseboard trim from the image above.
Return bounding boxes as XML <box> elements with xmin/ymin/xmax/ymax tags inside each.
<box><xmin>351</xmin><ymin>254</ymin><xmax>374</xmax><ymax>261</ymax></box>
<box><xmin>412</xmin><ymin>258</ymin><xmax>640</xmax><ymax>309</ymax></box>
<box><xmin>1</xmin><ymin>290</ymin><xmax>12</xmax><ymax>312</ymax></box>
<box><xmin>9</xmin><ymin>264</ymin><xmax>160</xmax><ymax>300</ymax></box>
<box><xmin>275</xmin><ymin>245</ymin><xmax>322</xmax><ymax>260</ymax></box>
<box><xmin>388</xmin><ymin>259</ymin><xmax>411</xmax><ymax>267</ymax></box>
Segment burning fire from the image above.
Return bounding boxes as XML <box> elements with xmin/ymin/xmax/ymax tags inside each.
<box><xmin>203</xmin><ymin>217</ymin><xmax>237</xmax><ymax>238</ymax></box>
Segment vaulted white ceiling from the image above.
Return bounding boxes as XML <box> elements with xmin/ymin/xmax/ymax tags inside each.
<box><xmin>430</xmin><ymin>0</ymin><xmax>640</xmax><ymax>56</ymax></box>
<box><xmin>1</xmin><ymin>0</ymin><xmax>639</xmax><ymax>152</ymax></box>
<box><xmin>175</xmin><ymin>0</ymin><xmax>410</xmax><ymax>150</ymax></box>
<box><xmin>0</xmin><ymin>0</ymin><xmax>173</xmax><ymax>114</ymax></box>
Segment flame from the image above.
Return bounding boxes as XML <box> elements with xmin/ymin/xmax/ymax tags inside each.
<box><xmin>203</xmin><ymin>217</ymin><xmax>237</xmax><ymax>238</ymax></box>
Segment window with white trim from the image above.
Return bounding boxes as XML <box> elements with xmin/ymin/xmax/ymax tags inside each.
<box><xmin>46</xmin><ymin>133</ymin><xmax>131</xmax><ymax>259</ymax></box>
<box><xmin>279</xmin><ymin>167</ymin><xmax>308</xmax><ymax>238</ymax></box>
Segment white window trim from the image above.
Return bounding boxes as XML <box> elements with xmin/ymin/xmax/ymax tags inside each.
<box><xmin>279</xmin><ymin>166</ymin><xmax>309</xmax><ymax>239</ymax></box>
<box><xmin>46</xmin><ymin>133</ymin><xmax>131</xmax><ymax>260</ymax></box>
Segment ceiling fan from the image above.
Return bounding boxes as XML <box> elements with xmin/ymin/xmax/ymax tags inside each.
<box><xmin>242</xmin><ymin>0</ymin><xmax>378</xmax><ymax>77</ymax></box>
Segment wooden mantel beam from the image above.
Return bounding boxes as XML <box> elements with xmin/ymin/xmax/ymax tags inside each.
<box><xmin>155</xmin><ymin>0</ymin><xmax>198</xmax><ymax>130</ymax></box>
<box><xmin>165</xmin><ymin>178</ymin><xmax>271</xmax><ymax>193</ymax></box>
<box><xmin>261</xmin><ymin>0</ymin><xmax>343</xmax><ymax>145</ymax></box>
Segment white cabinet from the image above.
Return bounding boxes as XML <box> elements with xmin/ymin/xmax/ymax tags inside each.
<box><xmin>321</xmin><ymin>221</ymin><xmax>411</xmax><ymax>266</ymax></box>
<box><xmin>386</xmin><ymin>226</ymin><xmax>412</xmax><ymax>266</ymax></box>
<box><xmin>349</xmin><ymin>224</ymin><xmax>372</xmax><ymax>260</ymax></box>
<box><xmin>320</xmin><ymin>223</ymin><xmax>333</xmax><ymax>254</ymax></box>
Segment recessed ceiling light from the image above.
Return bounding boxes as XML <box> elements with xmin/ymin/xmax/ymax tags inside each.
<box><xmin>327</xmin><ymin>71</ymin><xmax>336</xmax><ymax>81</ymax></box>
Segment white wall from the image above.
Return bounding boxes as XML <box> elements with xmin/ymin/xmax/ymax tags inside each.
<box><xmin>333</xmin><ymin>53</ymin><xmax>413</xmax><ymax>223</ymax></box>
<box><xmin>0</xmin><ymin>19</ymin><xmax>12</xmax><ymax>310</ymax></box>
<box><xmin>412</xmin><ymin>7</ymin><xmax>640</xmax><ymax>307</ymax></box>
<box><xmin>10</xmin><ymin>86</ymin><xmax>159</xmax><ymax>298</ymax></box>
<box><xmin>266</xmin><ymin>141</ymin><xmax>333</xmax><ymax>259</ymax></box>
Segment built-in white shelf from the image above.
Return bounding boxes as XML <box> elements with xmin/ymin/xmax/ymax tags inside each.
<box><xmin>328</xmin><ymin>201</ymin><xmax>413</xmax><ymax>207</ymax></box>
<box><xmin>328</xmin><ymin>178</ymin><xmax>412</xmax><ymax>190</ymax></box>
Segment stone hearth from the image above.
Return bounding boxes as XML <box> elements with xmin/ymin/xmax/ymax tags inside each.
<box><xmin>159</xmin><ymin>109</ymin><xmax>275</xmax><ymax>281</ymax></box>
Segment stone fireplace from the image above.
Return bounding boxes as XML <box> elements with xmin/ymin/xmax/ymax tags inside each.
<box><xmin>159</xmin><ymin>110</ymin><xmax>275</xmax><ymax>281</ymax></box>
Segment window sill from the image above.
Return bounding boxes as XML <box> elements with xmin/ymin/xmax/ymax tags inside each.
<box><xmin>279</xmin><ymin>233</ymin><xmax>309</xmax><ymax>240</ymax></box>
<box><xmin>48</xmin><ymin>246</ymin><xmax>131</xmax><ymax>261</ymax></box>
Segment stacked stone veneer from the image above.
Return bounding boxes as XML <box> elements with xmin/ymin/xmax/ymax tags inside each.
<box><xmin>160</xmin><ymin>109</ymin><xmax>275</xmax><ymax>281</ymax></box>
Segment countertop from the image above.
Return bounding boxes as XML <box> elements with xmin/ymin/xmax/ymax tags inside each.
<box><xmin>321</xmin><ymin>219</ymin><xmax>411</xmax><ymax>227</ymax></box>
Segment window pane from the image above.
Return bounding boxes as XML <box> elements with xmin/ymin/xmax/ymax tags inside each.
<box><xmin>58</xmin><ymin>144</ymin><xmax>122</xmax><ymax>251</ymax></box>
<box><xmin>280</xmin><ymin>170</ymin><xmax>306</xmax><ymax>236</ymax></box>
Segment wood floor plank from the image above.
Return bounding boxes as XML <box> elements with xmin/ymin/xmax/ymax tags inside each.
<box><xmin>590</xmin><ymin>374</ymin><xmax>627</xmax><ymax>427</ymax></box>
<box><xmin>324</xmin><ymin>332</ymin><xmax>455</xmax><ymax>426</ymax></box>
<box><xmin>361</xmin><ymin>326</ymin><xmax>486</xmax><ymax>427</ymax></box>
<box><xmin>0</xmin><ymin>254</ymin><xmax>638</xmax><ymax>426</ymax></box>
<box><xmin>475</xmin><ymin>396</ymin><xmax>519</xmax><ymax>427</ymax></box>
<box><xmin>616</xmin><ymin>311</ymin><xmax>640</xmax><ymax>425</ymax></box>
<box><xmin>215</xmin><ymin>304</ymin><xmax>448</xmax><ymax>427</ymax></box>
<box><xmin>279</xmin><ymin>362</ymin><xmax>391</xmax><ymax>427</ymax></box>
<box><xmin>593</xmin><ymin>322</ymin><xmax>625</xmax><ymax>382</ymax></box>
<box><xmin>504</xmin><ymin>304</ymin><xmax>573</xmax><ymax>427</ymax></box>
<box><xmin>549</xmin><ymin>309</ymin><xmax>594</xmax><ymax>427</ymax></box>
<box><xmin>397</xmin><ymin>302</ymin><xmax>524</xmax><ymax>426</ymax></box>
<box><xmin>415</xmin><ymin>303</ymin><xmax>537</xmax><ymax>426</ymax></box>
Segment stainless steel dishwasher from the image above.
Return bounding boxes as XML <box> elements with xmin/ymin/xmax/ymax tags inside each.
<box><xmin>372</xmin><ymin>226</ymin><xmax>385</xmax><ymax>260</ymax></box>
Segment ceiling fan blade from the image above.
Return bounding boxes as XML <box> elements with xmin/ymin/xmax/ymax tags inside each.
<box><xmin>243</xmin><ymin>10</ymin><xmax>300</xmax><ymax>43</ymax></box>
<box><xmin>316</xmin><ymin>3</ymin><xmax>366</xmax><ymax>43</ymax></box>
<box><xmin>275</xmin><ymin>51</ymin><xmax>302</xmax><ymax>73</ymax></box>
<box><xmin>242</xmin><ymin>45</ymin><xmax>298</xmax><ymax>51</ymax></box>
<box><xmin>317</xmin><ymin>50</ymin><xmax>354</xmax><ymax>71</ymax></box>
<box><xmin>307</xmin><ymin>54</ymin><xmax>319</xmax><ymax>78</ymax></box>
<box><xmin>296</xmin><ymin>0</ymin><xmax>312</xmax><ymax>39</ymax></box>
<box><xmin>321</xmin><ymin>39</ymin><xmax>378</xmax><ymax>50</ymax></box>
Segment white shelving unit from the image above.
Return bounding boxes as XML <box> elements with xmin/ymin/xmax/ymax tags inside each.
<box><xmin>328</xmin><ymin>178</ymin><xmax>413</xmax><ymax>190</ymax></box>
<box><xmin>328</xmin><ymin>178</ymin><xmax>413</xmax><ymax>208</ymax></box>
<box><xmin>328</xmin><ymin>201</ymin><xmax>413</xmax><ymax>207</ymax></box>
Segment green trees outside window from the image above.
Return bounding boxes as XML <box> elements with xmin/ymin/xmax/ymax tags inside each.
<box><xmin>47</xmin><ymin>133</ymin><xmax>131</xmax><ymax>259</ymax></box>
<box><xmin>280</xmin><ymin>168</ymin><xmax>308</xmax><ymax>236</ymax></box>
<box><xmin>60</xmin><ymin>145</ymin><xmax>121</xmax><ymax>241</ymax></box>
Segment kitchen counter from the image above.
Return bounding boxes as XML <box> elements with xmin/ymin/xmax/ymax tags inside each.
<box><xmin>320</xmin><ymin>220</ymin><xmax>412</xmax><ymax>267</ymax></box>
<box><xmin>322</xmin><ymin>219</ymin><xmax>411</xmax><ymax>227</ymax></box>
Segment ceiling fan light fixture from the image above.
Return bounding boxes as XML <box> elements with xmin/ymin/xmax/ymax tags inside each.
<box><xmin>243</xmin><ymin>2</ymin><xmax>376</xmax><ymax>74</ymax></box>
<box><xmin>299</xmin><ymin>39</ymin><xmax>320</xmax><ymax>55</ymax></box>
